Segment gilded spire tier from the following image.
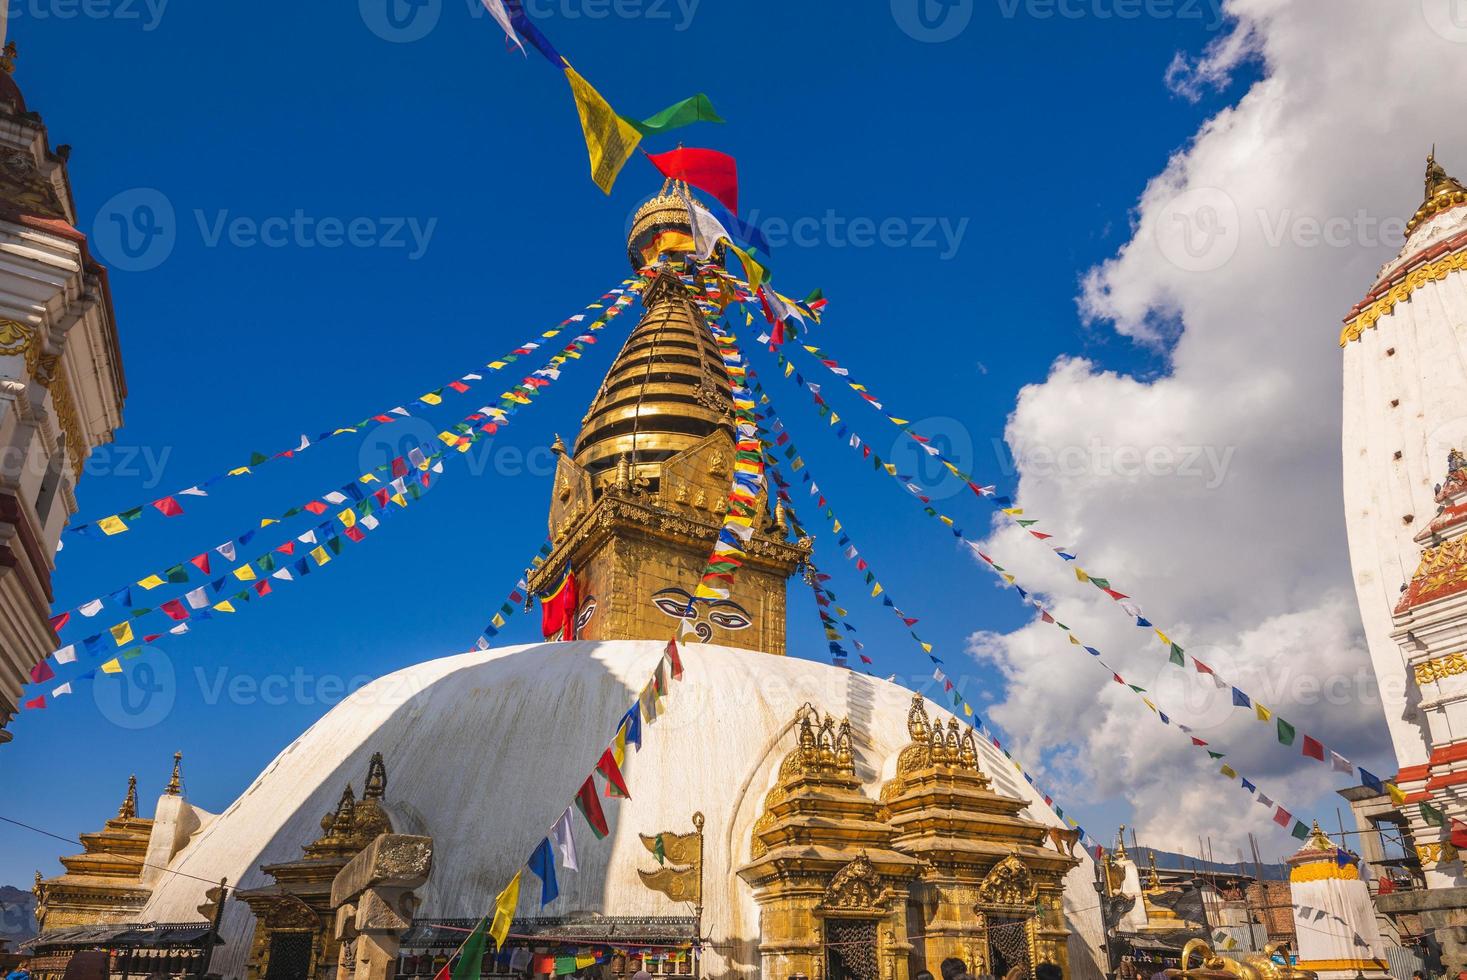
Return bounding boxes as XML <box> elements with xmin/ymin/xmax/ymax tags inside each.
<box><xmin>1407</xmin><ymin>148</ymin><xmax>1467</xmax><ymax>238</ymax></box>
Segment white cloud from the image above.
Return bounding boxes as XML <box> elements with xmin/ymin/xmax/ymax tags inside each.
<box><xmin>971</xmin><ymin>0</ymin><xmax>1467</xmax><ymax>854</ymax></box>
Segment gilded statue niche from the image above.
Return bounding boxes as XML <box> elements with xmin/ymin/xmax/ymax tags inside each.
<box><xmin>977</xmin><ymin>853</ymin><xmax>1038</xmax><ymax>911</ymax></box>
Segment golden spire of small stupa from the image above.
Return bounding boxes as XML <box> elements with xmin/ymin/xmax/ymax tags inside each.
<box><xmin>117</xmin><ymin>774</ymin><xmax>138</xmax><ymax>819</ymax></box>
<box><xmin>165</xmin><ymin>751</ymin><xmax>183</xmax><ymax>796</ymax></box>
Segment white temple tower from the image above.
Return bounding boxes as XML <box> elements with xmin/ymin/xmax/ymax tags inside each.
<box><xmin>1341</xmin><ymin>150</ymin><xmax>1467</xmax><ymax>970</ymax></box>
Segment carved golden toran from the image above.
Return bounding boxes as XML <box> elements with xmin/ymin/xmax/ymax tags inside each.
<box><xmin>526</xmin><ymin>192</ymin><xmax>808</xmax><ymax>652</ymax></box>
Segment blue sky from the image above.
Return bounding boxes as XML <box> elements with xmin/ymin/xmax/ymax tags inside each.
<box><xmin>0</xmin><ymin>0</ymin><xmax>1261</xmax><ymax>882</ymax></box>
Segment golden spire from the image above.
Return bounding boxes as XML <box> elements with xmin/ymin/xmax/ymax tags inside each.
<box><xmin>117</xmin><ymin>774</ymin><xmax>138</xmax><ymax>819</ymax></box>
<box><xmin>572</xmin><ymin>268</ymin><xmax>732</xmax><ymax>493</ymax></box>
<box><xmin>165</xmin><ymin>751</ymin><xmax>183</xmax><ymax>796</ymax></box>
<box><xmin>1146</xmin><ymin>851</ymin><xmax>1162</xmax><ymax>890</ymax></box>
<box><xmin>1114</xmin><ymin>825</ymin><xmax>1130</xmax><ymax>861</ymax></box>
<box><xmin>1</xmin><ymin>42</ymin><xmax>17</xmax><ymax>75</ymax></box>
<box><xmin>1408</xmin><ymin>147</ymin><xmax>1467</xmax><ymax>237</ymax></box>
<box><xmin>551</xmin><ymin>433</ymin><xmax>567</xmax><ymax>456</ymax></box>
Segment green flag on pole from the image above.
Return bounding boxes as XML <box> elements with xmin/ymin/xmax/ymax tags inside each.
<box><xmin>1277</xmin><ymin>719</ymin><xmax>1296</xmax><ymax>746</ymax></box>
<box><xmin>450</xmin><ymin>918</ymin><xmax>488</xmax><ymax>980</ymax></box>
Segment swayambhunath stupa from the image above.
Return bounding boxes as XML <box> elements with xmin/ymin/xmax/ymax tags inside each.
<box><xmin>2</xmin><ymin>4</ymin><xmax>1466</xmax><ymax>980</ymax></box>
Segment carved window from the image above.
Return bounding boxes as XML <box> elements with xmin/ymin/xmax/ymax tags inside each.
<box><xmin>263</xmin><ymin>932</ymin><xmax>313</xmax><ymax>980</ymax></box>
<box><xmin>825</xmin><ymin>918</ymin><xmax>880</xmax><ymax>980</ymax></box>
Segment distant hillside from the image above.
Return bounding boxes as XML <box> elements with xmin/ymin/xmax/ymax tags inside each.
<box><xmin>0</xmin><ymin>885</ymin><xmax>37</xmax><ymax>944</ymax></box>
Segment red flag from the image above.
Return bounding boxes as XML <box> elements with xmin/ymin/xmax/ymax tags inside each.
<box><xmin>344</xmin><ymin>525</ymin><xmax>365</xmax><ymax>543</ymax></box>
<box><xmin>646</xmin><ymin>147</ymin><xmax>739</xmax><ymax>213</ymax></box>
<box><xmin>1376</xmin><ymin>876</ymin><xmax>1396</xmax><ymax>895</ymax></box>
<box><xmin>391</xmin><ymin>457</ymin><xmax>408</xmax><ymax>477</ymax></box>
<box><xmin>152</xmin><ymin>496</ymin><xmax>184</xmax><ymax>517</ymax></box>
<box><xmin>189</xmin><ymin>553</ymin><xmax>211</xmax><ymax>574</ymax></box>
<box><xmin>275</xmin><ymin>542</ymin><xmax>295</xmax><ymax>556</ymax></box>
<box><xmin>574</xmin><ymin>776</ymin><xmax>609</xmax><ymax>838</ymax></box>
<box><xmin>304</xmin><ymin>500</ymin><xmax>328</xmax><ymax>515</ymax></box>
<box><xmin>1193</xmin><ymin>659</ymin><xmax>1215</xmax><ymax>675</ymax></box>
<box><xmin>25</xmin><ymin>695</ymin><xmax>45</xmax><ymax>710</ymax></box>
<box><xmin>1452</xmin><ymin>819</ymin><xmax>1467</xmax><ymax>851</ymax></box>
<box><xmin>1273</xmin><ymin>806</ymin><xmax>1292</xmax><ymax>827</ymax></box>
<box><xmin>664</xmin><ymin>639</ymin><xmax>684</xmax><ymax>680</ymax></box>
<box><xmin>160</xmin><ymin>599</ymin><xmax>189</xmax><ymax>621</ymax></box>
<box><xmin>597</xmin><ymin>748</ymin><xmax>631</xmax><ymax>798</ymax></box>
<box><xmin>1302</xmin><ymin>736</ymin><xmax>1325</xmax><ymax>761</ymax></box>
<box><xmin>30</xmin><ymin>660</ymin><xmax>54</xmax><ymax>684</ymax></box>
<box><xmin>254</xmin><ymin>581</ymin><xmax>271</xmax><ymax>597</ymax></box>
<box><xmin>539</xmin><ymin>566</ymin><xmax>578</xmax><ymax>641</ymax></box>
<box><xmin>48</xmin><ymin>611</ymin><xmax>69</xmax><ymax>633</ymax></box>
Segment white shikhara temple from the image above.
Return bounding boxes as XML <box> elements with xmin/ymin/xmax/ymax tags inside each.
<box><xmin>1341</xmin><ymin>151</ymin><xmax>1467</xmax><ymax>967</ymax></box>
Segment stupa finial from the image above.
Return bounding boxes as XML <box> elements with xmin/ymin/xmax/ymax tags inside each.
<box><xmin>118</xmin><ymin>774</ymin><xmax>138</xmax><ymax>818</ymax></box>
<box><xmin>1</xmin><ymin>42</ymin><xmax>18</xmax><ymax>75</ymax></box>
<box><xmin>165</xmin><ymin>751</ymin><xmax>183</xmax><ymax>796</ymax></box>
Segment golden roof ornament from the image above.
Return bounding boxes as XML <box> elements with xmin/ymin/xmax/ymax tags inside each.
<box><xmin>1</xmin><ymin>42</ymin><xmax>17</xmax><ymax>75</ymax></box>
<box><xmin>1146</xmin><ymin>851</ymin><xmax>1162</xmax><ymax>890</ymax></box>
<box><xmin>117</xmin><ymin>774</ymin><xmax>138</xmax><ymax>819</ymax></box>
<box><xmin>1407</xmin><ymin>147</ymin><xmax>1467</xmax><ymax>237</ymax></box>
<box><xmin>1115</xmin><ymin>825</ymin><xmax>1130</xmax><ymax>861</ymax></box>
<box><xmin>551</xmin><ymin>433</ymin><xmax>567</xmax><ymax>456</ymax></box>
<box><xmin>165</xmin><ymin>751</ymin><xmax>183</xmax><ymax>796</ymax></box>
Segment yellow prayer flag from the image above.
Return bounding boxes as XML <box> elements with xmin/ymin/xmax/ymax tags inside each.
<box><xmin>338</xmin><ymin>508</ymin><xmax>356</xmax><ymax>529</ymax></box>
<box><xmin>891</xmin><ymin>417</ymin><xmax>909</xmax><ymax>425</ymax></box>
<box><xmin>883</xmin><ymin>463</ymin><xmax>897</xmax><ymax>476</ymax></box>
<box><xmin>830</xmin><ymin>412</ymin><xmax>840</xmax><ymax>425</ymax></box>
<box><xmin>1255</xmin><ymin>703</ymin><xmax>1272</xmax><ymax>722</ymax></box>
<box><xmin>1221</xmin><ymin>764</ymin><xmax>1238</xmax><ymax>779</ymax></box>
<box><xmin>488</xmin><ymin>360</ymin><xmax>507</xmax><ymax>370</ymax></box>
<box><xmin>311</xmin><ymin>546</ymin><xmax>331</xmax><ymax>566</ymax></box>
<box><xmin>1154</xmin><ymin>628</ymin><xmax>1170</xmax><ymax>646</ymax></box>
<box><xmin>110</xmin><ymin>622</ymin><xmax>134</xmax><ymax>646</ymax></box>
<box><xmin>872</xmin><ymin>583</ymin><xmax>883</xmax><ymax>597</ymax></box>
<box><xmin>489</xmin><ymin>870</ymin><xmax>522</xmax><ymax>950</ymax></box>
<box><xmin>420</xmin><ymin>392</ymin><xmax>443</xmax><ymax>405</ymax></box>
<box><xmin>1387</xmin><ymin>782</ymin><xmax>1406</xmax><ymax>804</ymax></box>
<box><xmin>228</xmin><ymin>466</ymin><xmax>251</xmax><ymax>477</ymax></box>
<box><xmin>1076</xmin><ymin>568</ymin><xmax>1090</xmax><ymax>583</ymax></box>
<box><xmin>233</xmin><ymin>565</ymin><xmax>257</xmax><ymax>582</ymax></box>
<box><xmin>260</xmin><ymin>518</ymin><xmax>278</xmax><ymax>528</ymax></box>
<box><xmin>564</xmin><ymin>64</ymin><xmax>641</xmax><ymax>194</ymax></box>
<box><xmin>136</xmin><ymin>574</ymin><xmax>166</xmax><ymax>590</ymax></box>
<box><xmin>1002</xmin><ymin>507</ymin><xmax>1024</xmax><ymax>516</ymax></box>
<box><xmin>101</xmin><ymin>659</ymin><xmax>122</xmax><ymax>674</ymax></box>
<box><xmin>920</xmin><ymin>641</ymin><xmax>932</xmax><ymax>653</ymax></box>
<box><xmin>213</xmin><ymin>601</ymin><xmax>236</xmax><ymax>614</ymax></box>
<box><xmin>612</xmin><ymin>719</ymin><xmax>629</xmax><ymax>767</ymax></box>
<box><xmin>963</xmin><ymin>703</ymin><xmax>973</xmax><ymax>716</ymax></box>
<box><xmin>98</xmin><ymin>515</ymin><xmax>129</xmax><ymax>536</ymax></box>
<box><xmin>728</xmin><ymin>244</ymin><xmax>767</xmax><ymax>293</ymax></box>
<box><xmin>832</xmin><ymin>519</ymin><xmax>842</xmax><ymax>533</ymax></box>
<box><xmin>360</xmin><ymin>473</ymin><xmax>378</xmax><ymax>484</ymax></box>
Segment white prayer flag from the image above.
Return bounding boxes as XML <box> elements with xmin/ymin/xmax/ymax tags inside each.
<box><xmin>54</xmin><ymin>644</ymin><xmax>77</xmax><ymax>665</ymax></box>
<box><xmin>185</xmin><ymin>587</ymin><xmax>210</xmax><ymax>610</ymax></box>
<box><xmin>552</xmin><ymin>807</ymin><xmax>579</xmax><ymax>871</ymax></box>
<box><xmin>216</xmin><ymin>542</ymin><xmax>237</xmax><ymax>562</ymax></box>
<box><xmin>78</xmin><ymin>599</ymin><xmax>104</xmax><ymax>618</ymax></box>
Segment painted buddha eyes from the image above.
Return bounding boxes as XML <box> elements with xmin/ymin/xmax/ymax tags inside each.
<box><xmin>649</xmin><ymin>588</ymin><xmax>753</xmax><ymax>631</ymax></box>
<box><xmin>652</xmin><ymin>588</ymin><xmax>699</xmax><ymax>619</ymax></box>
<box><xmin>575</xmin><ymin>595</ymin><xmax>598</xmax><ymax>632</ymax></box>
<box><xmin>707</xmin><ymin>605</ymin><xmax>753</xmax><ymax>631</ymax></box>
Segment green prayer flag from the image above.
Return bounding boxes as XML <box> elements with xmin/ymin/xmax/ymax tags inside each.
<box><xmin>622</xmin><ymin>93</ymin><xmax>724</xmax><ymax>137</ymax></box>
<box><xmin>165</xmin><ymin>564</ymin><xmax>189</xmax><ymax>583</ymax></box>
<box><xmin>1422</xmin><ymin>801</ymin><xmax>1446</xmax><ymax>827</ymax></box>
<box><xmin>1291</xmin><ymin>821</ymin><xmax>1310</xmax><ymax>840</ymax></box>
<box><xmin>451</xmin><ymin>919</ymin><xmax>489</xmax><ymax>980</ymax></box>
<box><xmin>1277</xmin><ymin>718</ymin><xmax>1296</xmax><ymax>746</ymax></box>
<box><xmin>1169</xmin><ymin>643</ymin><xmax>1186</xmax><ymax>666</ymax></box>
<box><xmin>1090</xmin><ymin>577</ymin><xmax>1110</xmax><ymax>589</ymax></box>
<box><xmin>1207</xmin><ymin>750</ymin><xmax>1224</xmax><ymax>759</ymax></box>
<box><xmin>249</xmin><ymin>452</ymin><xmax>268</xmax><ymax>465</ymax></box>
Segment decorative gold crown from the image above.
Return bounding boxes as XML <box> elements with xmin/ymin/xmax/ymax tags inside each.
<box><xmin>627</xmin><ymin>189</ymin><xmax>693</xmax><ymax>269</ymax></box>
<box><xmin>1407</xmin><ymin>147</ymin><xmax>1467</xmax><ymax>238</ymax></box>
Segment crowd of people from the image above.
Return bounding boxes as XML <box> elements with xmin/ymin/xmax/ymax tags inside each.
<box><xmin>915</xmin><ymin>955</ymin><xmax>1064</xmax><ymax>980</ymax></box>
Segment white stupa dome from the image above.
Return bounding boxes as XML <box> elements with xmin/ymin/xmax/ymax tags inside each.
<box><xmin>137</xmin><ymin>640</ymin><xmax>1105</xmax><ymax>978</ymax></box>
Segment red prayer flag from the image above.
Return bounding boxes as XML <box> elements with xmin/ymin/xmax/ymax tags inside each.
<box><xmin>160</xmin><ymin>599</ymin><xmax>189</xmax><ymax>621</ymax></box>
<box><xmin>344</xmin><ymin>525</ymin><xmax>365</xmax><ymax>542</ymax></box>
<box><xmin>189</xmin><ymin>553</ymin><xmax>211</xmax><ymax>574</ymax></box>
<box><xmin>152</xmin><ymin>496</ymin><xmax>184</xmax><ymax>517</ymax></box>
<box><xmin>1273</xmin><ymin>806</ymin><xmax>1292</xmax><ymax>828</ymax></box>
<box><xmin>30</xmin><ymin>660</ymin><xmax>54</xmax><ymax>684</ymax></box>
<box><xmin>25</xmin><ymin>695</ymin><xmax>45</xmax><ymax>710</ymax></box>
<box><xmin>664</xmin><ymin>639</ymin><xmax>683</xmax><ymax>680</ymax></box>
<box><xmin>1193</xmin><ymin>659</ymin><xmax>1215</xmax><ymax>675</ymax></box>
<box><xmin>275</xmin><ymin>542</ymin><xmax>295</xmax><ymax>556</ymax></box>
<box><xmin>574</xmin><ymin>776</ymin><xmax>609</xmax><ymax>838</ymax></box>
<box><xmin>48</xmin><ymin>611</ymin><xmax>69</xmax><ymax>632</ymax></box>
<box><xmin>597</xmin><ymin>747</ymin><xmax>631</xmax><ymax>798</ymax></box>
<box><xmin>1302</xmin><ymin>735</ymin><xmax>1325</xmax><ymax>761</ymax></box>
<box><xmin>391</xmin><ymin>457</ymin><xmax>408</xmax><ymax>477</ymax></box>
<box><xmin>646</xmin><ymin>147</ymin><xmax>739</xmax><ymax>213</ymax></box>
<box><xmin>254</xmin><ymin>581</ymin><xmax>271</xmax><ymax>597</ymax></box>
<box><xmin>539</xmin><ymin>567</ymin><xmax>578</xmax><ymax>641</ymax></box>
<box><xmin>304</xmin><ymin>500</ymin><xmax>328</xmax><ymax>515</ymax></box>
<box><xmin>1452</xmin><ymin>819</ymin><xmax>1467</xmax><ymax>851</ymax></box>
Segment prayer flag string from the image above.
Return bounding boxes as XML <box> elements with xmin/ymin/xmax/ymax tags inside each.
<box><xmin>66</xmin><ymin>282</ymin><xmax>641</xmax><ymax>544</ymax></box>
